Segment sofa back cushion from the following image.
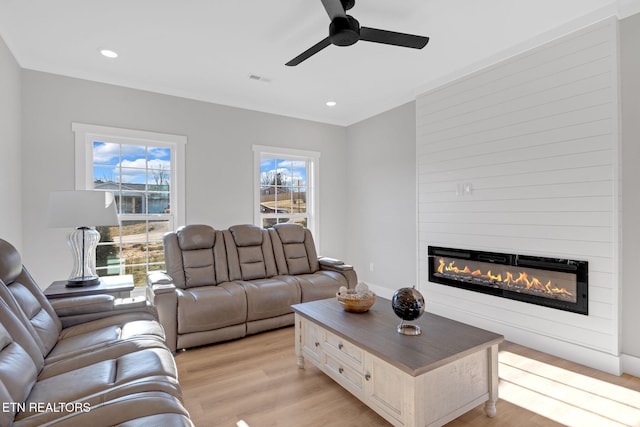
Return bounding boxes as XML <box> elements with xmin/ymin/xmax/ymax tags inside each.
<box><xmin>270</xmin><ymin>224</ymin><xmax>319</xmax><ymax>275</ymax></box>
<box><xmin>5</xmin><ymin>282</ymin><xmax>59</xmax><ymax>355</ymax></box>
<box><xmin>0</xmin><ymin>321</ymin><xmax>39</xmax><ymax>427</ymax></box>
<box><xmin>0</xmin><ymin>239</ymin><xmax>62</xmax><ymax>356</ymax></box>
<box><xmin>163</xmin><ymin>225</ymin><xmax>229</xmax><ymax>289</ymax></box>
<box><xmin>0</xmin><ymin>297</ymin><xmax>45</xmax><ymax>426</ymax></box>
<box><xmin>0</xmin><ymin>239</ymin><xmax>22</xmax><ymax>285</ymax></box>
<box><xmin>225</xmin><ymin>225</ymin><xmax>277</xmax><ymax>281</ymax></box>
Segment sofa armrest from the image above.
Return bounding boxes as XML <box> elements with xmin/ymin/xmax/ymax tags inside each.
<box><xmin>52</xmin><ymin>295</ymin><xmax>159</xmax><ymax>328</ymax></box>
<box><xmin>147</xmin><ymin>272</ymin><xmax>178</xmax><ymax>352</ymax></box>
<box><xmin>148</xmin><ymin>271</ymin><xmax>174</xmax><ymax>286</ymax></box>
<box><xmin>320</xmin><ymin>263</ymin><xmax>354</xmax><ymax>272</ymax></box>
<box><xmin>51</xmin><ymin>294</ymin><xmax>115</xmax><ymax>316</ymax></box>
<box><xmin>319</xmin><ymin>257</ymin><xmax>354</xmax><ymax>272</ymax></box>
<box><xmin>318</xmin><ymin>257</ymin><xmax>345</xmax><ymax>266</ymax></box>
<box><xmin>318</xmin><ymin>257</ymin><xmax>357</xmax><ymax>288</ymax></box>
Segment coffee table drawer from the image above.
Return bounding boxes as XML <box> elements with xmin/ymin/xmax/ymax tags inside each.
<box><xmin>323</xmin><ymin>330</ymin><xmax>363</xmax><ymax>368</ymax></box>
<box><xmin>323</xmin><ymin>352</ymin><xmax>364</xmax><ymax>396</ymax></box>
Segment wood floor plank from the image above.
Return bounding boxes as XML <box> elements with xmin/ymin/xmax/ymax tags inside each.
<box><xmin>176</xmin><ymin>327</ymin><xmax>640</xmax><ymax>427</ymax></box>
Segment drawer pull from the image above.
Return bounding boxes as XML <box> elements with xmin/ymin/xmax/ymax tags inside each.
<box><xmin>339</xmin><ymin>367</ymin><xmax>344</xmax><ymax>374</ymax></box>
<box><xmin>365</xmin><ymin>373</ymin><xmax>371</xmax><ymax>381</ymax></box>
<box><xmin>338</xmin><ymin>343</ymin><xmax>344</xmax><ymax>350</ymax></box>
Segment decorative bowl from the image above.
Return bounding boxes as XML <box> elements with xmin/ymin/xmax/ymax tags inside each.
<box><xmin>336</xmin><ymin>290</ymin><xmax>376</xmax><ymax>313</ymax></box>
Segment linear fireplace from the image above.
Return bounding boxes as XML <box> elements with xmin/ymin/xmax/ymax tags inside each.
<box><xmin>428</xmin><ymin>246</ymin><xmax>588</xmax><ymax>315</ymax></box>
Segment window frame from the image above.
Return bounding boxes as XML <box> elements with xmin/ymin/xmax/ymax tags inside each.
<box><xmin>252</xmin><ymin>145</ymin><xmax>320</xmax><ymax>249</ymax></box>
<box><xmin>73</xmin><ymin>123</ymin><xmax>186</xmax><ymax>280</ymax></box>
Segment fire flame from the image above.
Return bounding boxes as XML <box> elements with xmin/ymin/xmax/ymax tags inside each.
<box><xmin>437</xmin><ymin>258</ymin><xmax>573</xmax><ymax>296</ymax></box>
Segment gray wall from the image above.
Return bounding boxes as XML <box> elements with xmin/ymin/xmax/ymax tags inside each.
<box><xmin>346</xmin><ymin>102</ymin><xmax>417</xmax><ymax>297</ymax></box>
<box><xmin>620</xmin><ymin>13</ymin><xmax>640</xmax><ymax>361</ymax></box>
<box><xmin>0</xmin><ymin>36</ymin><xmax>22</xmax><ymax>250</ymax></box>
<box><xmin>20</xmin><ymin>70</ymin><xmax>348</xmax><ymax>285</ymax></box>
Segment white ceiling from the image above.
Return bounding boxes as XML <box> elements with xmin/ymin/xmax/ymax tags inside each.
<box><xmin>0</xmin><ymin>0</ymin><xmax>633</xmax><ymax>126</ymax></box>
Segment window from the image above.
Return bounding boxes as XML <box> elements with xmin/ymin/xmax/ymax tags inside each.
<box><xmin>253</xmin><ymin>145</ymin><xmax>319</xmax><ymax>242</ymax></box>
<box><xmin>73</xmin><ymin>123</ymin><xmax>186</xmax><ymax>286</ymax></box>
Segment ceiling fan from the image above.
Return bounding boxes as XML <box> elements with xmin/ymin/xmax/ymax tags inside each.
<box><xmin>286</xmin><ymin>0</ymin><xmax>429</xmax><ymax>66</ymax></box>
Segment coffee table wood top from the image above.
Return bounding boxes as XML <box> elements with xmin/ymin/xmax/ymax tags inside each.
<box><xmin>292</xmin><ymin>297</ymin><xmax>503</xmax><ymax>377</ymax></box>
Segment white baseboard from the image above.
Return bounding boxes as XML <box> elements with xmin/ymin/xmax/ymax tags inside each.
<box><xmin>621</xmin><ymin>353</ymin><xmax>640</xmax><ymax>377</ymax></box>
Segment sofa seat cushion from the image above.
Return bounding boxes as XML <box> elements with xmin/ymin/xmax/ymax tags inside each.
<box><xmin>177</xmin><ymin>283</ymin><xmax>247</xmax><ymax>334</ymax></box>
<box><xmin>14</xmin><ymin>380</ymin><xmax>184</xmax><ymax>426</ymax></box>
<box><xmin>23</xmin><ymin>391</ymin><xmax>193</xmax><ymax>427</ymax></box>
<box><xmin>240</xmin><ymin>277</ymin><xmax>301</xmax><ymax>322</ymax></box>
<box><xmin>295</xmin><ymin>271</ymin><xmax>348</xmax><ymax>302</ymax></box>
<box><xmin>16</xmin><ymin>348</ymin><xmax>179</xmax><ymax>421</ymax></box>
<box><xmin>43</xmin><ymin>313</ymin><xmax>165</xmax><ymax>364</ymax></box>
<box><xmin>117</xmin><ymin>413</ymin><xmax>194</xmax><ymax>427</ymax></box>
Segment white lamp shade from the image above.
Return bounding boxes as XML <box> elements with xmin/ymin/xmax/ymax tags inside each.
<box><xmin>48</xmin><ymin>191</ymin><xmax>120</xmax><ymax>228</ymax></box>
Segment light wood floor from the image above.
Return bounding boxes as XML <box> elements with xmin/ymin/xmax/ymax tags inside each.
<box><xmin>175</xmin><ymin>327</ymin><xmax>640</xmax><ymax>427</ymax></box>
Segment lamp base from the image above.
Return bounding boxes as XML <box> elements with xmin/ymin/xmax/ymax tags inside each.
<box><xmin>66</xmin><ymin>276</ymin><xmax>101</xmax><ymax>287</ymax></box>
<box><xmin>67</xmin><ymin>226</ymin><xmax>101</xmax><ymax>288</ymax></box>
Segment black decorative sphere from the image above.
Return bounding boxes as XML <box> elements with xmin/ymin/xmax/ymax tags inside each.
<box><xmin>391</xmin><ymin>287</ymin><xmax>425</xmax><ymax>321</ymax></box>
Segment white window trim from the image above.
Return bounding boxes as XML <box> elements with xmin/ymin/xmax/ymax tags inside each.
<box><xmin>72</xmin><ymin>122</ymin><xmax>187</xmax><ymax>229</ymax></box>
<box><xmin>252</xmin><ymin>144</ymin><xmax>320</xmax><ymax>251</ymax></box>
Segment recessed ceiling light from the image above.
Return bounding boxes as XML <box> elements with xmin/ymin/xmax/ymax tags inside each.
<box><xmin>326</xmin><ymin>101</ymin><xmax>337</xmax><ymax>107</ymax></box>
<box><xmin>99</xmin><ymin>49</ymin><xmax>118</xmax><ymax>58</ymax></box>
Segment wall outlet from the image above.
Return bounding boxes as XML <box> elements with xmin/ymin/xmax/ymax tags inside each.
<box><xmin>369</xmin><ymin>262</ymin><xmax>374</xmax><ymax>272</ymax></box>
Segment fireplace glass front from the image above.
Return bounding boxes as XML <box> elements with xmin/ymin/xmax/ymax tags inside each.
<box><xmin>428</xmin><ymin>246</ymin><xmax>588</xmax><ymax>315</ymax></box>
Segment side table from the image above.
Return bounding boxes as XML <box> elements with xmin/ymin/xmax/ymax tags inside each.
<box><xmin>44</xmin><ymin>275</ymin><xmax>135</xmax><ymax>299</ymax></box>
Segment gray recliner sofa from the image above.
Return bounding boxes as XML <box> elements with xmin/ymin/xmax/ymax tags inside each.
<box><xmin>0</xmin><ymin>238</ymin><xmax>193</xmax><ymax>427</ymax></box>
<box><xmin>147</xmin><ymin>223</ymin><xmax>357</xmax><ymax>352</ymax></box>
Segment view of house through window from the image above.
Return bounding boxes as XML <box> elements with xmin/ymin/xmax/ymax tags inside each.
<box><xmin>260</xmin><ymin>157</ymin><xmax>309</xmax><ymax>228</ymax></box>
<box><xmin>90</xmin><ymin>141</ymin><xmax>176</xmax><ymax>286</ymax></box>
<box><xmin>255</xmin><ymin>146</ymin><xmax>319</xmax><ymax>239</ymax></box>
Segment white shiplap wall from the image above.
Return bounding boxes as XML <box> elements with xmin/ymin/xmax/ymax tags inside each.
<box><xmin>417</xmin><ymin>18</ymin><xmax>620</xmax><ymax>372</ymax></box>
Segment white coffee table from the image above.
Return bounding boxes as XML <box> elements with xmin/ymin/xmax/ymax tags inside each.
<box><xmin>292</xmin><ymin>297</ymin><xmax>504</xmax><ymax>427</ymax></box>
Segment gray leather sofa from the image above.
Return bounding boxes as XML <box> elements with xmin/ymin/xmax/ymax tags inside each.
<box><xmin>0</xmin><ymin>238</ymin><xmax>193</xmax><ymax>427</ymax></box>
<box><xmin>147</xmin><ymin>223</ymin><xmax>357</xmax><ymax>352</ymax></box>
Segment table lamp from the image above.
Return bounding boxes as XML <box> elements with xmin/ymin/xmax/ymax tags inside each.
<box><xmin>48</xmin><ymin>191</ymin><xmax>119</xmax><ymax>287</ymax></box>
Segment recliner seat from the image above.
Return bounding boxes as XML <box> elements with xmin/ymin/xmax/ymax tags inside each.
<box><xmin>0</xmin><ymin>238</ymin><xmax>193</xmax><ymax>426</ymax></box>
<box><xmin>0</xmin><ymin>296</ymin><xmax>185</xmax><ymax>427</ymax></box>
<box><xmin>270</xmin><ymin>223</ymin><xmax>353</xmax><ymax>302</ymax></box>
<box><xmin>0</xmin><ymin>239</ymin><xmax>166</xmax><ymax>365</ymax></box>
<box><xmin>162</xmin><ymin>224</ymin><xmax>248</xmax><ymax>350</ymax></box>
<box><xmin>224</xmin><ymin>224</ymin><xmax>301</xmax><ymax>335</ymax></box>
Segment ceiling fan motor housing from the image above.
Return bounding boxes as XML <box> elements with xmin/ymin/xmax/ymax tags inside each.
<box><xmin>341</xmin><ymin>0</ymin><xmax>355</xmax><ymax>10</ymax></box>
<box><xmin>329</xmin><ymin>15</ymin><xmax>360</xmax><ymax>46</ymax></box>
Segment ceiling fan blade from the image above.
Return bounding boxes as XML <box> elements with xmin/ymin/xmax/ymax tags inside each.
<box><xmin>360</xmin><ymin>27</ymin><xmax>429</xmax><ymax>49</ymax></box>
<box><xmin>321</xmin><ymin>0</ymin><xmax>347</xmax><ymax>20</ymax></box>
<box><xmin>286</xmin><ymin>38</ymin><xmax>332</xmax><ymax>66</ymax></box>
